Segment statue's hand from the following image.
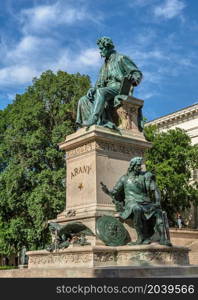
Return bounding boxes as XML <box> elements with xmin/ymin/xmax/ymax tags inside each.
<box><xmin>100</xmin><ymin>181</ymin><xmax>110</xmax><ymax>195</ymax></box>
<box><xmin>87</xmin><ymin>88</ymin><xmax>96</xmax><ymax>100</ymax></box>
<box><xmin>127</xmin><ymin>73</ymin><xmax>140</xmax><ymax>86</ymax></box>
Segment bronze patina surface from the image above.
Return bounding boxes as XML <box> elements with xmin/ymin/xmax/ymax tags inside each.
<box><xmin>96</xmin><ymin>215</ymin><xmax>129</xmax><ymax>246</ymax></box>
<box><xmin>76</xmin><ymin>36</ymin><xmax>142</xmax><ymax>129</ymax></box>
<box><xmin>101</xmin><ymin>157</ymin><xmax>172</xmax><ymax>246</ymax></box>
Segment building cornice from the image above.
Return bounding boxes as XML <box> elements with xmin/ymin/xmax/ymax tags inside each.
<box><xmin>146</xmin><ymin>103</ymin><xmax>198</xmax><ymax>128</ymax></box>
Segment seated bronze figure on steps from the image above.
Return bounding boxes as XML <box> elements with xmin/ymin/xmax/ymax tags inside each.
<box><xmin>101</xmin><ymin>157</ymin><xmax>172</xmax><ymax>246</ymax></box>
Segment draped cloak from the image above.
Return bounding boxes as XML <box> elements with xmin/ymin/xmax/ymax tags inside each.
<box><xmin>76</xmin><ymin>50</ymin><xmax>142</xmax><ymax>128</ymax></box>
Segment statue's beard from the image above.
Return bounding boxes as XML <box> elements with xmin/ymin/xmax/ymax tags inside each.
<box><xmin>128</xmin><ymin>168</ymin><xmax>141</xmax><ymax>175</ymax></box>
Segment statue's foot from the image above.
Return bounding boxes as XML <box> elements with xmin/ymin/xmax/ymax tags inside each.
<box><xmin>59</xmin><ymin>241</ymin><xmax>70</xmax><ymax>249</ymax></box>
<box><xmin>46</xmin><ymin>244</ymin><xmax>55</xmax><ymax>252</ymax></box>
<box><xmin>82</xmin><ymin>116</ymin><xmax>98</xmax><ymax>127</ymax></box>
<box><xmin>127</xmin><ymin>242</ymin><xmax>138</xmax><ymax>246</ymax></box>
<box><xmin>159</xmin><ymin>240</ymin><xmax>172</xmax><ymax>247</ymax></box>
<box><xmin>118</xmin><ymin>213</ymin><xmax>124</xmax><ymax>220</ymax></box>
<box><xmin>76</xmin><ymin>122</ymin><xmax>82</xmax><ymax>130</ymax></box>
<box><xmin>128</xmin><ymin>238</ymin><xmax>144</xmax><ymax>245</ymax></box>
<box><xmin>142</xmin><ymin>239</ymin><xmax>151</xmax><ymax>245</ymax></box>
<box><xmin>81</xmin><ymin>242</ymin><xmax>91</xmax><ymax>246</ymax></box>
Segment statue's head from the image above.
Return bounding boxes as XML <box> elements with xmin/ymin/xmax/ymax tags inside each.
<box><xmin>96</xmin><ymin>36</ymin><xmax>115</xmax><ymax>58</ymax></box>
<box><xmin>128</xmin><ymin>157</ymin><xmax>143</xmax><ymax>174</ymax></box>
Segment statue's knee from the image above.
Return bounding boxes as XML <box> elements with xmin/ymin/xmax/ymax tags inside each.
<box><xmin>155</xmin><ymin>216</ymin><xmax>163</xmax><ymax>227</ymax></box>
<box><xmin>97</xmin><ymin>88</ymin><xmax>106</xmax><ymax>97</ymax></box>
<box><xmin>78</xmin><ymin>96</ymin><xmax>87</xmax><ymax>105</ymax></box>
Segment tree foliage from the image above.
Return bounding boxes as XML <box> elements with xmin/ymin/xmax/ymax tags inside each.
<box><xmin>0</xmin><ymin>70</ymin><xmax>90</xmax><ymax>255</ymax></box>
<box><xmin>144</xmin><ymin>125</ymin><xmax>198</xmax><ymax>223</ymax></box>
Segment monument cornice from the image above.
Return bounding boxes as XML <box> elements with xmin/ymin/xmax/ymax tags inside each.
<box><xmin>59</xmin><ymin>125</ymin><xmax>151</xmax><ymax>154</ymax></box>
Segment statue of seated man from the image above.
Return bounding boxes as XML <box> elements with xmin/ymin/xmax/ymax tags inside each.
<box><xmin>101</xmin><ymin>157</ymin><xmax>172</xmax><ymax>246</ymax></box>
<box><xmin>76</xmin><ymin>36</ymin><xmax>142</xmax><ymax>129</ymax></box>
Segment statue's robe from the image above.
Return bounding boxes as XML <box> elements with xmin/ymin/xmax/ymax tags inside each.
<box><xmin>111</xmin><ymin>171</ymin><xmax>158</xmax><ymax>220</ymax></box>
<box><xmin>76</xmin><ymin>50</ymin><xmax>142</xmax><ymax>128</ymax></box>
<box><xmin>110</xmin><ymin>171</ymin><xmax>163</xmax><ymax>240</ymax></box>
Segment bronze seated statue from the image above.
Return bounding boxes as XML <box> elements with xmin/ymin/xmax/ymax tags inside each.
<box><xmin>76</xmin><ymin>36</ymin><xmax>143</xmax><ymax>130</ymax></box>
<box><xmin>101</xmin><ymin>157</ymin><xmax>172</xmax><ymax>246</ymax></box>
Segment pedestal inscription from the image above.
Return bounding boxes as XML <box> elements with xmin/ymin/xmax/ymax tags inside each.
<box><xmin>58</xmin><ymin>124</ymin><xmax>151</xmax><ymax>217</ymax></box>
<box><xmin>27</xmin><ymin>245</ymin><xmax>190</xmax><ymax>269</ymax></box>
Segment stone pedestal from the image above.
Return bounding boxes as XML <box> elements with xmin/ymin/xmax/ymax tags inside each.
<box><xmin>170</xmin><ymin>229</ymin><xmax>198</xmax><ymax>265</ymax></box>
<box><xmin>49</xmin><ymin>97</ymin><xmax>151</xmax><ymax>246</ymax></box>
<box><xmin>18</xmin><ymin>264</ymin><xmax>28</xmax><ymax>269</ymax></box>
<box><xmin>56</xmin><ymin>123</ymin><xmax>150</xmax><ymax>222</ymax></box>
<box><xmin>114</xmin><ymin>96</ymin><xmax>144</xmax><ymax>131</ymax></box>
<box><xmin>26</xmin><ymin>97</ymin><xmax>191</xmax><ymax>276</ymax></box>
<box><xmin>28</xmin><ymin>244</ymin><xmax>189</xmax><ymax>269</ymax></box>
<box><xmin>2</xmin><ymin>264</ymin><xmax>198</xmax><ymax>278</ymax></box>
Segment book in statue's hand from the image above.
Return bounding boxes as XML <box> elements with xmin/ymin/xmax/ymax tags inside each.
<box><xmin>120</xmin><ymin>77</ymin><xmax>133</xmax><ymax>95</ymax></box>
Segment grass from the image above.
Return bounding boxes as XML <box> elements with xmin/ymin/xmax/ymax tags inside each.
<box><xmin>0</xmin><ymin>265</ymin><xmax>18</xmax><ymax>270</ymax></box>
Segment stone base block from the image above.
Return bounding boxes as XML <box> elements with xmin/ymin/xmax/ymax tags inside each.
<box><xmin>58</xmin><ymin>125</ymin><xmax>151</xmax><ymax>218</ymax></box>
<box><xmin>27</xmin><ymin>244</ymin><xmax>189</xmax><ymax>270</ymax></box>
<box><xmin>170</xmin><ymin>229</ymin><xmax>198</xmax><ymax>265</ymax></box>
<box><xmin>1</xmin><ymin>265</ymin><xmax>198</xmax><ymax>278</ymax></box>
<box><xmin>18</xmin><ymin>264</ymin><xmax>28</xmax><ymax>269</ymax></box>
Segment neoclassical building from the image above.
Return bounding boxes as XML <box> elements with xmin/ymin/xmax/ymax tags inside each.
<box><xmin>146</xmin><ymin>103</ymin><xmax>198</xmax><ymax>263</ymax></box>
<box><xmin>146</xmin><ymin>103</ymin><xmax>198</xmax><ymax>145</ymax></box>
<box><xmin>146</xmin><ymin>103</ymin><xmax>198</xmax><ymax>228</ymax></box>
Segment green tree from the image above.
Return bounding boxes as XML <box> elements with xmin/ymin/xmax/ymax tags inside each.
<box><xmin>0</xmin><ymin>70</ymin><xmax>90</xmax><ymax>256</ymax></box>
<box><xmin>144</xmin><ymin>126</ymin><xmax>198</xmax><ymax>224</ymax></box>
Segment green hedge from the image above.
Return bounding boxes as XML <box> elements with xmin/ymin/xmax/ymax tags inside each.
<box><xmin>0</xmin><ymin>266</ymin><xmax>17</xmax><ymax>270</ymax></box>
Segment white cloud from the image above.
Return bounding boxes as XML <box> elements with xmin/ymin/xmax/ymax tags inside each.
<box><xmin>6</xmin><ymin>35</ymin><xmax>60</xmax><ymax>65</ymax></box>
<box><xmin>179</xmin><ymin>58</ymin><xmax>193</xmax><ymax>67</ymax></box>
<box><xmin>141</xmin><ymin>49</ymin><xmax>167</xmax><ymax>60</ymax></box>
<box><xmin>0</xmin><ymin>1</ymin><xmax>104</xmax><ymax>89</ymax></box>
<box><xmin>129</xmin><ymin>0</ymin><xmax>156</xmax><ymax>7</ymax></box>
<box><xmin>154</xmin><ymin>0</ymin><xmax>186</xmax><ymax>19</ymax></box>
<box><xmin>143</xmin><ymin>92</ymin><xmax>156</xmax><ymax>100</ymax></box>
<box><xmin>137</xmin><ymin>89</ymin><xmax>157</xmax><ymax>100</ymax></box>
<box><xmin>20</xmin><ymin>1</ymin><xmax>97</xmax><ymax>34</ymax></box>
<box><xmin>142</xmin><ymin>70</ymin><xmax>162</xmax><ymax>84</ymax></box>
<box><xmin>52</xmin><ymin>48</ymin><xmax>101</xmax><ymax>73</ymax></box>
<box><xmin>7</xmin><ymin>93</ymin><xmax>16</xmax><ymax>101</ymax></box>
<box><xmin>77</xmin><ymin>48</ymin><xmax>100</xmax><ymax>67</ymax></box>
<box><xmin>0</xmin><ymin>35</ymin><xmax>101</xmax><ymax>88</ymax></box>
<box><xmin>127</xmin><ymin>48</ymin><xmax>170</xmax><ymax>69</ymax></box>
<box><xmin>7</xmin><ymin>36</ymin><xmax>43</xmax><ymax>62</ymax></box>
<box><xmin>135</xmin><ymin>29</ymin><xmax>157</xmax><ymax>47</ymax></box>
<box><xmin>0</xmin><ymin>65</ymin><xmax>38</xmax><ymax>86</ymax></box>
<box><xmin>122</xmin><ymin>28</ymin><xmax>195</xmax><ymax>98</ymax></box>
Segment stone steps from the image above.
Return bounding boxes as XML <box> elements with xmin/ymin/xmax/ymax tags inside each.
<box><xmin>1</xmin><ymin>265</ymin><xmax>198</xmax><ymax>278</ymax></box>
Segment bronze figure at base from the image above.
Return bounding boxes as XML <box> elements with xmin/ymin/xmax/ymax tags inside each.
<box><xmin>101</xmin><ymin>157</ymin><xmax>172</xmax><ymax>247</ymax></box>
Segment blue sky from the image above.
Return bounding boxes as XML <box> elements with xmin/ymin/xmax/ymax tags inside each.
<box><xmin>0</xmin><ymin>0</ymin><xmax>197</xmax><ymax>120</ymax></box>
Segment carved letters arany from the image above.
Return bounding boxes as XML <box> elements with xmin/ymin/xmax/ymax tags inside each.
<box><xmin>71</xmin><ymin>165</ymin><xmax>91</xmax><ymax>179</ymax></box>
